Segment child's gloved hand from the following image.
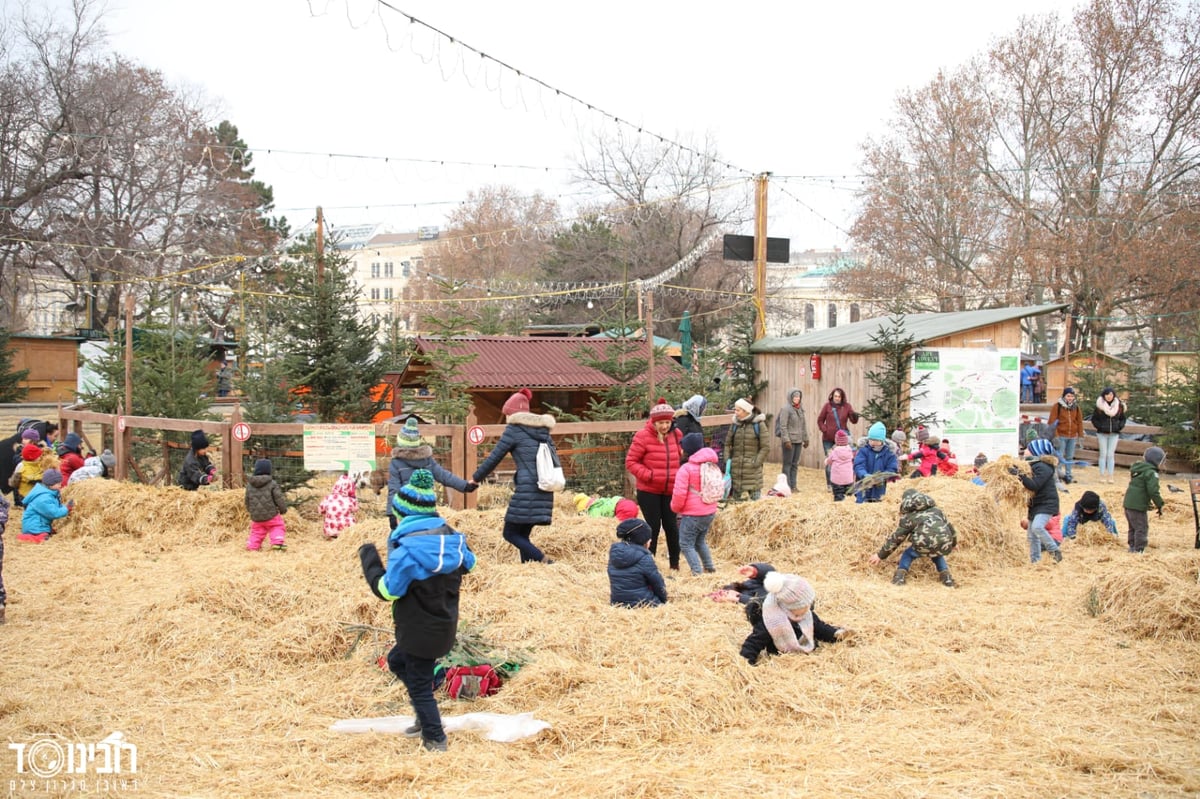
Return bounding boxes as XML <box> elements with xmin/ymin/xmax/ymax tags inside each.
<box><xmin>66</xmin><ymin>499</ymin><xmax>75</xmax><ymax>512</ymax></box>
<box><xmin>1008</xmin><ymin>466</ymin><xmax>1021</xmax><ymax>476</ymax></box>
<box><xmin>465</xmin><ymin>481</ymin><xmax>479</xmax><ymax>493</ymax></box>
<box><xmin>1156</xmin><ymin>506</ymin><xmax>1164</xmax><ymax>517</ymax></box>
<box><xmin>206</xmin><ymin>465</ymin><xmax>217</xmax><ymax>476</ymax></box>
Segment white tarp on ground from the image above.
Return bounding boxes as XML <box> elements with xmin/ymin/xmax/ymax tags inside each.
<box><xmin>331</xmin><ymin>712</ymin><xmax>550</xmax><ymax>742</ymax></box>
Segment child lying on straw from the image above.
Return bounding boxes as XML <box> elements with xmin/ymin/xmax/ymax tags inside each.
<box><xmin>740</xmin><ymin>573</ymin><xmax>854</xmax><ymax>665</ymax></box>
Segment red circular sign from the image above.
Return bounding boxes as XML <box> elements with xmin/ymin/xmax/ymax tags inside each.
<box><xmin>117</xmin><ymin>416</ymin><xmax>127</xmax><ymax>433</ymax></box>
<box><xmin>467</xmin><ymin>425</ymin><xmax>485</xmax><ymax>445</ymax></box>
<box><xmin>232</xmin><ymin>422</ymin><xmax>252</xmax><ymax>442</ymax></box>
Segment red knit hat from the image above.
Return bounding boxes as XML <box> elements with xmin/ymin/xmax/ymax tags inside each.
<box><xmin>649</xmin><ymin>398</ymin><xmax>674</xmax><ymax>422</ymax></box>
<box><xmin>834</xmin><ymin>430</ymin><xmax>850</xmax><ymax>446</ymax></box>
<box><xmin>21</xmin><ymin>443</ymin><xmax>42</xmax><ymax>462</ymax></box>
<box><xmin>502</xmin><ymin>388</ymin><xmax>532</xmax><ymax>417</ymax></box>
<box><xmin>614</xmin><ymin>498</ymin><xmax>639</xmax><ymax>520</ymax></box>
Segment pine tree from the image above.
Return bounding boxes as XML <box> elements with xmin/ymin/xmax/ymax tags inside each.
<box><xmin>0</xmin><ymin>327</ymin><xmax>30</xmax><ymax>403</ymax></box>
<box><xmin>414</xmin><ymin>308</ymin><xmax>479</xmax><ymax>424</ymax></box>
<box><xmin>276</xmin><ymin>235</ymin><xmax>388</xmax><ymax>423</ymax></box>
<box><xmin>861</xmin><ymin>315</ymin><xmax>938</xmax><ymax>434</ymax></box>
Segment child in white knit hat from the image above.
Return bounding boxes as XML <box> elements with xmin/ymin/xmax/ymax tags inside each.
<box><xmin>739</xmin><ymin>572</ymin><xmax>854</xmax><ymax>665</ymax></box>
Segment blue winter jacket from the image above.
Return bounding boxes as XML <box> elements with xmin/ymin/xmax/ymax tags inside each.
<box><xmin>21</xmin><ymin>482</ymin><xmax>69</xmax><ymax>534</ymax></box>
<box><xmin>853</xmin><ymin>444</ymin><xmax>899</xmax><ymax>501</ymax></box>
<box><xmin>379</xmin><ymin>514</ymin><xmax>477</xmax><ymax>601</ymax></box>
<box><xmin>607</xmin><ymin>541</ymin><xmax>668</xmax><ymax>607</ymax></box>
<box><xmin>472</xmin><ymin>411</ymin><xmax>557</xmax><ymax>526</ymax></box>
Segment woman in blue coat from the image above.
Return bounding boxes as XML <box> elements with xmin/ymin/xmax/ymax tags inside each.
<box><xmin>472</xmin><ymin>388</ymin><xmax>557</xmax><ymax>563</ymax></box>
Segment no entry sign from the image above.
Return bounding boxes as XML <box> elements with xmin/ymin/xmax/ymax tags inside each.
<box><xmin>467</xmin><ymin>425</ymin><xmax>485</xmax><ymax>445</ymax></box>
<box><xmin>232</xmin><ymin>422</ymin><xmax>251</xmax><ymax>442</ymax></box>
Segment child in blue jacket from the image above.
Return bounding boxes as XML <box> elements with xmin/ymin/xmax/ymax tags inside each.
<box><xmin>19</xmin><ymin>468</ymin><xmax>72</xmax><ymax>543</ymax></box>
<box><xmin>607</xmin><ymin>519</ymin><xmax>668</xmax><ymax>607</ymax></box>
<box><xmin>358</xmin><ymin>469</ymin><xmax>476</xmax><ymax>752</ymax></box>
<box><xmin>853</xmin><ymin>422</ymin><xmax>899</xmax><ymax>503</ymax></box>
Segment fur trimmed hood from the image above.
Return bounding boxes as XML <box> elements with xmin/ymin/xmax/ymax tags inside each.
<box><xmin>506</xmin><ymin>411</ymin><xmax>556</xmax><ymax>429</ymax></box>
<box><xmin>392</xmin><ymin>443</ymin><xmax>434</xmax><ymax>461</ymax></box>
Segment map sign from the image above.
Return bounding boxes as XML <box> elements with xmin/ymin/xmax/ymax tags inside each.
<box><xmin>302</xmin><ymin>424</ymin><xmax>376</xmax><ymax>473</ymax></box>
<box><xmin>909</xmin><ymin>348</ymin><xmax>1022</xmax><ymax>463</ymax></box>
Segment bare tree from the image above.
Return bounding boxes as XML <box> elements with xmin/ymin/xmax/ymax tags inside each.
<box><xmin>570</xmin><ymin>130</ymin><xmax>751</xmax><ymax>342</ymax></box>
<box><xmin>845</xmin><ymin>0</ymin><xmax>1200</xmax><ymax>351</ymax></box>
<box><xmin>0</xmin><ymin>1</ymin><xmax>282</xmax><ymax>335</ymax></box>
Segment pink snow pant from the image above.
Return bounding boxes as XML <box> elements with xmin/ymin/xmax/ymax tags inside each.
<box><xmin>247</xmin><ymin>514</ymin><xmax>286</xmax><ymax>550</ymax></box>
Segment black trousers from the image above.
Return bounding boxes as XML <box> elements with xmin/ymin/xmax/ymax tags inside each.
<box><xmin>637</xmin><ymin>489</ymin><xmax>680</xmax><ymax>570</ymax></box>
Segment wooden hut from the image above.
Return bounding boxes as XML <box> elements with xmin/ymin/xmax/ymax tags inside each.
<box><xmin>394</xmin><ymin>336</ymin><xmax>683</xmax><ymax>423</ymax></box>
<box><xmin>1041</xmin><ymin>348</ymin><xmax>1134</xmax><ymax>401</ymax></box>
<box><xmin>750</xmin><ymin>304</ymin><xmax>1067</xmax><ymax>468</ymax></box>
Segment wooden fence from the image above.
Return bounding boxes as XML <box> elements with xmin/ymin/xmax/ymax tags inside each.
<box><xmin>55</xmin><ymin>405</ymin><xmax>736</xmax><ymax>510</ymax></box>
<box><xmin>1020</xmin><ymin>403</ymin><xmax>1189</xmax><ymax>474</ymax></box>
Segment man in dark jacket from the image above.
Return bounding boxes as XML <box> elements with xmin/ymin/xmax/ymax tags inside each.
<box><xmin>1012</xmin><ymin>439</ymin><xmax>1063</xmax><ymax>564</ymax></box>
<box><xmin>359</xmin><ymin>469</ymin><xmax>476</xmax><ymax>752</ymax></box>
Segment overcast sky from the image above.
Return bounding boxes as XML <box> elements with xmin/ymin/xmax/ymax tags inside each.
<box><xmin>78</xmin><ymin>0</ymin><xmax>1083</xmax><ymax>250</ymax></box>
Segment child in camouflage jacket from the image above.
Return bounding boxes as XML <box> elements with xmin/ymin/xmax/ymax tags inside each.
<box><xmin>869</xmin><ymin>489</ymin><xmax>958</xmax><ymax>587</ymax></box>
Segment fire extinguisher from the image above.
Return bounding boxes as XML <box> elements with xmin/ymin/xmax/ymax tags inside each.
<box><xmin>809</xmin><ymin>353</ymin><xmax>822</xmax><ymax>381</ymax></box>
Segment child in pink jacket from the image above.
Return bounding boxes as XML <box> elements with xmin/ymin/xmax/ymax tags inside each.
<box><xmin>824</xmin><ymin>430</ymin><xmax>855</xmax><ymax>501</ymax></box>
<box><xmin>317</xmin><ymin>472</ymin><xmax>359</xmax><ymax>539</ymax></box>
<box><xmin>670</xmin><ymin>433</ymin><xmax>719</xmax><ymax>576</ymax></box>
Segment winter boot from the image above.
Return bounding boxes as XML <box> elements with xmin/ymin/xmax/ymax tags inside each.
<box><xmin>938</xmin><ymin>569</ymin><xmax>957</xmax><ymax>588</ymax></box>
<box><xmin>0</xmin><ymin>604</ymin><xmax>5</xmax><ymax>624</ymax></box>
<box><xmin>891</xmin><ymin>568</ymin><xmax>908</xmax><ymax>585</ymax></box>
<box><xmin>403</xmin><ymin>723</ymin><xmax>421</xmax><ymax>738</ymax></box>
<box><xmin>1052</xmin><ymin>548</ymin><xmax>1063</xmax><ymax>563</ymax></box>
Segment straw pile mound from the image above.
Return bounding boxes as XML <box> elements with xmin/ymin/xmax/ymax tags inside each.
<box><xmin>3</xmin><ymin>467</ymin><xmax>1198</xmax><ymax>797</ymax></box>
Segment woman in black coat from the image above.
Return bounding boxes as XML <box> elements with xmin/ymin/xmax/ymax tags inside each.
<box><xmin>472</xmin><ymin>388</ymin><xmax>557</xmax><ymax>563</ymax></box>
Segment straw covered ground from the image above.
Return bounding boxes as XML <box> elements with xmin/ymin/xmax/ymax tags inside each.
<box><xmin>2</xmin><ymin>463</ymin><xmax>1199</xmax><ymax>798</ymax></box>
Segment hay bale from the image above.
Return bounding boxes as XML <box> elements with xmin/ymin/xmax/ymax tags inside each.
<box><xmin>1086</xmin><ymin>559</ymin><xmax>1200</xmax><ymax>640</ymax></box>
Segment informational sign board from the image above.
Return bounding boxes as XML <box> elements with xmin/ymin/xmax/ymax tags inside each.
<box><xmin>303</xmin><ymin>424</ymin><xmax>376</xmax><ymax>473</ymax></box>
<box><xmin>909</xmin><ymin>348</ymin><xmax>1022</xmax><ymax>464</ymax></box>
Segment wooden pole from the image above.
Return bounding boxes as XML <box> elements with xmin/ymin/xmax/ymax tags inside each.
<box><xmin>124</xmin><ymin>292</ymin><xmax>134</xmax><ymax>415</ymax></box>
<box><xmin>1063</xmin><ymin>311</ymin><xmax>1073</xmax><ymax>393</ymax></box>
<box><xmin>753</xmin><ymin>172</ymin><xmax>770</xmax><ymax>340</ymax></box>
<box><xmin>315</xmin><ymin>206</ymin><xmax>325</xmax><ymax>285</ymax></box>
<box><xmin>646</xmin><ymin>288</ymin><xmax>656</xmax><ymax>401</ymax></box>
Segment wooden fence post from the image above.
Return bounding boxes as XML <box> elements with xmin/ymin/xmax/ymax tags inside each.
<box><xmin>462</xmin><ymin>408</ymin><xmax>477</xmax><ymax>511</ymax></box>
<box><xmin>115</xmin><ymin>404</ymin><xmax>130</xmax><ymax>482</ymax></box>
<box><xmin>228</xmin><ymin>405</ymin><xmax>243</xmax><ymax>488</ymax></box>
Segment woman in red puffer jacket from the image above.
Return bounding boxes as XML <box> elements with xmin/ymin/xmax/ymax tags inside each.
<box><xmin>625</xmin><ymin>398</ymin><xmax>683</xmax><ymax>571</ymax></box>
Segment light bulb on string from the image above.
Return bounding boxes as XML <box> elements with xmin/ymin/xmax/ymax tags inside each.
<box><xmin>587</xmin><ymin>300</ymin><xmax>594</xmax><ymax>309</ymax></box>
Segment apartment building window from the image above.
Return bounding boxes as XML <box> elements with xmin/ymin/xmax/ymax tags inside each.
<box><xmin>370</xmin><ymin>287</ymin><xmax>381</xmax><ymax>301</ymax></box>
<box><xmin>850</xmin><ymin>303</ymin><xmax>861</xmax><ymax>323</ymax></box>
<box><xmin>804</xmin><ymin>304</ymin><xmax>815</xmax><ymax>331</ymax></box>
<box><xmin>383</xmin><ymin>287</ymin><xmax>393</xmax><ymax>301</ymax></box>
<box><xmin>384</xmin><ymin>262</ymin><xmax>394</xmax><ymax>278</ymax></box>
<box><xmin>370</xmin><ymin>262</ymin><xmax>380</xmax><ymax>279</ymax></box>
<box><xmin>828</xmin><ymin>303</ymin><xmax>837</xmax><ymax>329</ymax></box>
<box><xmin>401</xmin><ymin>260</ymin><xmax>411</xmax><ymax>277</ymax></box>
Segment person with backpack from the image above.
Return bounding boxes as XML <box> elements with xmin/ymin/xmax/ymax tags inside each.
<box><xmin>473</xmin><ymin>388</ymin><xmax>558</xmax><ymax>564</ymax></box>
<box><xmin>673</xmin><ymin>394</ymin><xmax>708</xmax><ymax>462</ymax></box>
<box><xmin>727</xmin><ymin>398</ymin><xmax>769</xmax><ymax>502</ymax></box>
<box><xmin>670</xmin><ymin>433</ymin><xmax>720</xmax><ymax>576</ymax></box>
<box><xmin>625</xmin><ymin>398</ymin><xmax>684</xmax><ymax>570</ymax></box>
